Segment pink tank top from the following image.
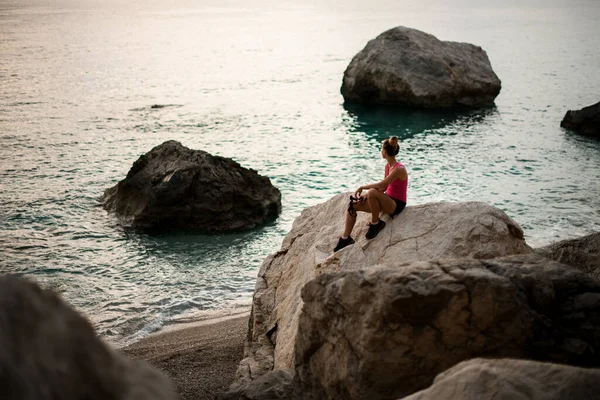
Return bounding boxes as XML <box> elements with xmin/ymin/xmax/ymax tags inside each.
<box><xmin>385</xmin><ymin>162</ymin><xmax>408</xmax><ymax>202</ymax></box>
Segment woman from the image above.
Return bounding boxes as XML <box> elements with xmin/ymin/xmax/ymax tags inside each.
<box><xmin>334</xmin><ymin>136</ymin><xmax>408</xmax><ymax>252</ymax></box>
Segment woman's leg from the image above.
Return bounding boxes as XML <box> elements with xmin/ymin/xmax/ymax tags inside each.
<box><xmin>343</xmin><ymin>201</ymin><xmax>371</xmax><ymax>237</ymax></box>
<box><xmin>366</xmin><ymin>190</ymin><xmax>396</xmax><ymax>224</ymax></box>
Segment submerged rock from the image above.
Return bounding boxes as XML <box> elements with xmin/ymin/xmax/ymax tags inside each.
<box><xmin>560</xmin><ymin>101</ymin><xmax>600</xmax><ymax>137</ymax></box>
<box><xmin>403</xmin><ymin>358</ymin><xmax>600</xmax><ymax>400</ymax></box>
<box><xmin>341</xmin><ymin>26</ymin><xmax>501</xmax><ymax>108</ymax></box>
<box><xmin>230</xmin><ymin>195</ymin><xmax>531</xmax><ymax>390</ymax></box>
<box><xmin>102</xmin><ymin>140</ymin><xmax>281</xmax><ymax>232</ymax></box>
<box><xmin>535</xmin><ymin>232</ymin><xmax>600</xmax><ymax>278</ymax></box>
<box><xmin>296</xmin><ymin>254</ymin><xmax>600</xmax><ymax>399</ymax></box>
<box><xmin>0</xmin><ymin>275</ymin><xmax>178</xmax><ymax>400</ymax></box>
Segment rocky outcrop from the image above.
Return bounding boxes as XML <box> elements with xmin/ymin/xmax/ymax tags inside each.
<box><xmin>0</xmin><ymin>274</ymin><xmax>178</xmax><ymax>400</ymax></box>
<box><xmin>536</xmin><ymin>232</ymin><xmax>600</xmax><ymax>278</ymax></box>
<box><xmin>403</xmin><ymin>358</ymin><xmax>600</xmax><ymax>400</ymax></box>
<box><xmin>217</xmin><ymin>370</ymin><xmax>297</xmax><ymax>400</ymax></box>
<box><xmin>560</xmin><ymin>101</ymin><xmax>600</xmax><ymax>137</ymax></box>
<box><xmin>295</xmin><ymin>255</ymin><xmax>600</xmax><ymax>399</ymax></box>
<box><xmin>341</xmin><ymin>26</ymin><xmax>501</xmax><ymax>108</ymax></box>
<box><xmin>102</xmin><ymin>140</ymin><xmax>281</xmax><ymax>232</ymax></box>
<box><xmin>231</xmin><ymin>195</ymin><xmax>531</xmax><ymax>390</ymax></box>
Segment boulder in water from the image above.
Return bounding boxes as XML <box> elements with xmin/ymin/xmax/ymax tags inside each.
<box><xmin>560</xmin><ymin>101</ymin><xmax>600</xmax><ymax>138</ymax></box>
<box><xmin>341</xmin><ymin>26</ymin><xmax>501</xmax><ymax>108</ymax></box>
<box><xmin>102</xmin><ymin>140</ymin><xmax>282</xmax><ymax>232</ymax></box>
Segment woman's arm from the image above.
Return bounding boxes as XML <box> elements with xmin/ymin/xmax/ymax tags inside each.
<box><xmin>355</xmin><ymin>166</ymin><xmax>406</xmax><ymax>196</ymax></box>
<box><xmin>355</xmin><ymin>182</ymin><xmax>384</xmax><ymax>196</ymax></box>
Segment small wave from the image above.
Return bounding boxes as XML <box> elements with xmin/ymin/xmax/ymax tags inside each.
<box><xmin>12</xmin><ymin>244</ymin><xmax>49</xmax><ymax>251</ymax></box>
<box><xmin>129</xmin><ymin>104</ymin><xmax>183</xmax><ymax>111</ymax></box>
<box><xmin>114</xmin><ymin>305</ymin><xmax>251</xmax><ymax>348</ymax></box>
<box><xmin>165</xmin><ymin>304</ymin><xmax>251</xmax><ymax>326</ymax></box>
<box><xmin>119</xmin><ymin>315</ymin><xmax>166</xmax><ymax>347</ymax></box>
<box><xmin>6</xmin><ymin>101</ymin><xmax>42</xmax><ymax>107</ymax></box>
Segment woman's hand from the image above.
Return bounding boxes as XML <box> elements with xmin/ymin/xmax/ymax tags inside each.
<box><xmin>355</xmin><ymin>186</ymin><xmax>364</xmax><ymax>198</ymax></box>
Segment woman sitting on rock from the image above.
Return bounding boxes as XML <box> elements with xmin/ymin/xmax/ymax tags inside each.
<box><xmin>334</xmin><ymin>136</ymin><xmax>408</xmax><ymax>252</ymax></box>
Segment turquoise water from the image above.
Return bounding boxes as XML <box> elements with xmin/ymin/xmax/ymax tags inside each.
<box><xmin>1</xmin><ymin>0</ymin><xmax>599</xmax><ymax>345</ymax></box>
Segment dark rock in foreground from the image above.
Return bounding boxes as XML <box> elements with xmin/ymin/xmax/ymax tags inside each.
<box><xmin>0</xmin><ymin>274</ymin><xmax>178</xmax><ymax>400</ymax></box>
<box><xmin>536</xmin><ymin>232</ymin><xmax>600</xmax><ymax>279</ymax></box>
<box><xmin>102</xmin><ymin>140</ymin><xmax>282</xmax><ymax>232</ymax></box>
<box><xmin>341</xmin><ymin>26</ymin><xmax>501</xmax><ymax>108</ymax></box>
<box><xmin>403</xmin><ymin>358</ymin><xmax>600</xmax><ymax>400</ymax></box>
<box><xmin>561</xmin><ymin>101</ymin><xmax>600</xmax><ymax>137</ymax></box>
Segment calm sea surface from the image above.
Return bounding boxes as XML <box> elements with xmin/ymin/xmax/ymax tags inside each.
<box><xmin>1</xmin><ymin>0</ymin><xmax>599</xmax><ymax>345</ymax></box>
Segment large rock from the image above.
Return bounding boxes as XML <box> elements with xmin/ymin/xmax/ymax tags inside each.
<box><xmin>0</xmin><ymin>274</ymin><xmax>178</xmax><ymax>400</ymax></box>
<box><xmin>296</xmin><ymin>255</ymin><xmax>600</xmax><ymax>399</ymax></box>
<box><xmin>403</xmin><ymin>358</ymin><xmax>600</xmax><ymax>400</ymax></box>
<box><xmin>560</xmin><ymin>101</ymin><xmax>600</xmax><ymax>137</ymax></box>
<box><xmin>230</xmin><ymin>194</ymin><xmax>531</xmax><ymax>390</ymax></box>
<box><xmin>536</xmin><ymin>232</ymin><xmax>600</xmax><ymax>278</ymax></box>
<box><xmin>341</xmin><ymin>26</ymin><xmax>501</xmax><ymax>108</ymax></box>
<box><xmin>103</xmin><ymin>140</ymin><xmax>281</xmax><ymax>232</ymax></box>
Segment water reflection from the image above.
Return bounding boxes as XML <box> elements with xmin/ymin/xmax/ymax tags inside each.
<box><xmin>343</xmin><ymin>103</ymin><xmax>499</xmax><ymax>141</ymax></box>
<box><xmin>129</xmin><ymin>226</ymin><xmax>264</xmax><ymax>257</ymax></box>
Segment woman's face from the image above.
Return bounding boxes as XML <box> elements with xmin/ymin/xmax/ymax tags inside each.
<box><xmin>381</xmin><ymin>143</ymin><xmax>387</xmax><ymax>158</ymax></box>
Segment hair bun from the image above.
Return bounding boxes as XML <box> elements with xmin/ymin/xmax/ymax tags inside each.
<box><xmin>389</xmin><ymin>136</ymin><xmax>398</xmax><ymax>148</ymax></box>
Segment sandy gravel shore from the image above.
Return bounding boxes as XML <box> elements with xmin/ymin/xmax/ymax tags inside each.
<box><xmin>122</xmin><ymin>313</ymin><xmax>249</xmax><ymax>400</ymax></box>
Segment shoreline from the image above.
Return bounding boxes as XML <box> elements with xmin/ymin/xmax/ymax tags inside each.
<box><xmin>115</xmin><ymin>306</ymin><xmax>252</xmax><ymax>349</ymax></box>
<box><xmin>122</xmin><ymin>310</ymin><xmax>250</xmax><ymax>400</ymax></box>
<box><xmin>157</xmin><ymin>308</ymin><xmax>251</xmax><ymax>335</ymax></box>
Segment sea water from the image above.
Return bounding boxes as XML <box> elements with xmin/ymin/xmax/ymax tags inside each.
<box><xmin>1</xmin><ymin>0</ymin><xmax>599</xmax><ymax>346</ymax></box>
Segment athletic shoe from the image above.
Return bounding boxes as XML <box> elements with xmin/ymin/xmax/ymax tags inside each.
<box><xmin>366</xmin><ymin>220</ymin><xmax>386</xmax><ymax>239</ymax></box>
<box><xmin>334</xmin><ymin>236</ymin><xmax>355</xmax><ymax>252</ymax></box>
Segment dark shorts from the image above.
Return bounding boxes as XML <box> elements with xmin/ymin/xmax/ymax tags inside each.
<box><xmin>390</xmin><ymin>198</ymin><xmax>406</xmax><ymax>217</ymax></box>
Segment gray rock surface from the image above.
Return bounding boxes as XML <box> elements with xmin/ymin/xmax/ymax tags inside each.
<box><xmin>296</xmin><ymin>255</ymin><xmax>600</xmax><ymax>400</ymax></box>
<box><xmin>217</xmin><ymin>370</ymin><xmax>298</xmax><ymax>400</ymax></box>
<box><xmin>560</xmin><ymin>101</ymin><xmax>600</xmax><ymax>137</ymax></box>
<box><xmin>402</xmin><ymin>358</ymin><xmax>600</xmax><ymax>400</ymax></box>
<box><xmin>341</xmin><ymin>26</ymin><xmax>501</xmax><ymax>108</ymax></box>
<box><xmin>0</xmin><ymin>274</ymin><xmax>178</xmax><ymax>400</ymax></box>
<box><xmin>536</xmin><ymin>232</ymin><xmax>600</xmax><ymax>278</ymax></box>
<box><xmin>231</xmin><ymin>194</ymin><xmax>531</xmax><ymax>390</ymax></box>
<box><xmin>103</xmin><ymin>140</ymin><xmax>281</xmax><ymax>232</ymax></box>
